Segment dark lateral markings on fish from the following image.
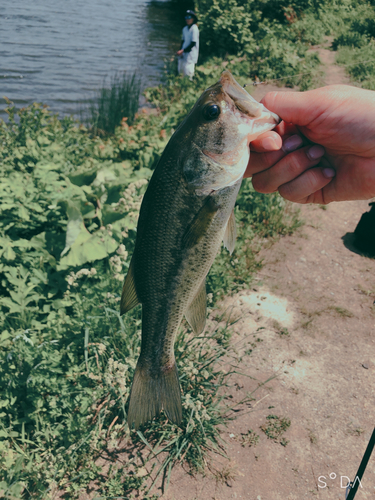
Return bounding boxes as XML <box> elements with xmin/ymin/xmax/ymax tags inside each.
<box><xmin>120</xmin><ymin>70</ymin><xmax>280</xmax><ymax>430</ymax></box>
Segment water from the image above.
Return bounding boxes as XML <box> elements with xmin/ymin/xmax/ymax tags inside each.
<box><xmin>0</xmin><ymin>0</ymin><xmax>183</xmax><ymax>118</ymax></box>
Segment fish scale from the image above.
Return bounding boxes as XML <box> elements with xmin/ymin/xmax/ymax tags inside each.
<box><xmin>120</xmin><ymin>70</ymin><xmax>280</xmax><ymax>429</ymax></box>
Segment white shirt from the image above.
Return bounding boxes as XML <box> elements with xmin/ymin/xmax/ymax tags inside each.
<box><xmin>181</xmin><ymin>24</ymin><xmax>199</xmax><ymax>65</ymax></box>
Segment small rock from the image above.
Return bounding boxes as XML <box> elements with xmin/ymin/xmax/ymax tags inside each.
<box><xmin>362</xmin><ymin>364</ymin><xmax>369</xmax><ymax>369</ymax></box>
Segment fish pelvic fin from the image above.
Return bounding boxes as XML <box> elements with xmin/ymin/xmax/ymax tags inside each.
<box><xmin>120</xmin><ymin>258</ymin><xmax>140</xmax><ymax>315</ymax></box>
<box><xmin>127</xmin><ymin>362</ymin><xmax>182</xmax><ymax>430</ymax></box>
<box><xmin>223</xmin><ymin>209</ymin><xmax>237</xmax><ymax>255</ymax></box>
<box><xmin>185</xmin><ymin>280</ymin><xmax>207</xmax><ymax>334</ymax></box>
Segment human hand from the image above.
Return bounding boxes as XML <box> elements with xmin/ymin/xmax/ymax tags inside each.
<box><xmin>248</xmin><ymin>85</ymin><xmax>375</xmax><ymax>204</ymax></box>
<box><xmin>176</xmin><ymin>49</ymin><xmax>184</xmax><ymax>56</ymax></box>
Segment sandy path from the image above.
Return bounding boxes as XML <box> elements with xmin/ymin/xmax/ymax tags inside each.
<box><xmin>163</xmin><ymin>51</ymin><xmax>375</xmax><ymax>499</ymax></box>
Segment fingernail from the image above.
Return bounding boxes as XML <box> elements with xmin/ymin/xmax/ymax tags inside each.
<box><xmin>282</xmin><ymin>134</ymin><xmax>303</xmax><ymax>152</ymax></box>
<box><xmin>307</xmin><ymin>145</ymin><xmax>325</xmax><ymax>160</ymax></box>
<box><xmin>323</xmin><ymin>167</ymin><xmax>335</xmax><ymax>178</ymax></box>
<box><xmin>261</xmin><ymin>137</ymin><xmax>279</xmax><ymax>151</ymax></box>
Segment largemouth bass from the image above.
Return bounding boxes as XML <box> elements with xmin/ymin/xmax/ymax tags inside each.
<box><xmin>121</xmin><ymin>70</ymin><xmax>279</xmax><ymax>429</ymax></box>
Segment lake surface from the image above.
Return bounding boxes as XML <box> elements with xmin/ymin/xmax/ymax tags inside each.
<box><xmin>0</xmin><ymin>0</ymin><xmax>183</xmax><ymax>118</ymax></box>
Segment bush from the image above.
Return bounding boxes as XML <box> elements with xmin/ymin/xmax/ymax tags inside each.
<box><xmin>332</xmin><ymin>1</ymin><xmax>375</xmax><ymax>49</ymax></box>
<box><xmin>336</xmin><ymin>42</ymin><xmax>375</xmax><ymax>89</ymax></box>
<box><xmin>196</xmin><ymin>0</ymin><xmax>259</xmax><ymax>56</ymax></box>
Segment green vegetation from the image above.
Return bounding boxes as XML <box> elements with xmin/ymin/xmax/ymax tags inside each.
<box><xmin>1</xmin><ymin>0</ymin><xmax>373</xmax><ymax>496</ymax></box>
<box><xmin>84</xmin><ymin>71</ymin><xmax>142</xmax><ymax>134</ymax></box>
<box><xmin>0</xmin><ymin>82</ymin><xmax>299</xmax><ymax>498</ymax></box>
<box><xmin>260</xmin><ymin>414</ymin><xmax>291</xmax><ymax>443</ymax></box>
<box><xmin>194</xmin><ymin>0</ymin><xmax>323</xmax><ymax>89</ymax></box>
<box><xmin>332</xmin><ymin>1</ymin><xmax>375</xmax><ymax>89</ymax></box>
<box><xmin>240</xmin><ymin>429</ymin><xmax>260</xmax><ymax>447</ymax></box>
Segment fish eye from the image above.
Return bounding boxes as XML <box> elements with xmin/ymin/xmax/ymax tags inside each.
<box><xmin>203</xmin><ymin>104</ymin><xmax>220</xmax><ymax>121</ymax></box>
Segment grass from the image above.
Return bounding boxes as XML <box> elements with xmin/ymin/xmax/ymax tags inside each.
<box><xmin>84</xmin><ymin>71</ymin><xmax>142</xmax><ymax>134</ymax></box>
<box><xmin>328</xmin><ymin>306</ymin><xmax>355</xmax><ymax>318</ymax></box>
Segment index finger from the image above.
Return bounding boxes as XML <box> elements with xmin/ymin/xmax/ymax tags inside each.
<box><xmin>245</xmin><ymin>148</ymin><xmax>287</xmax><ymax>178</ymax></box>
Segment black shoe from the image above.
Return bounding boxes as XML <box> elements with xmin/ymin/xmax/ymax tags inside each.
<box><xmin>354</xmin><ymin>202</ymin><xmax>375</xmax><ymax>254</ymax></box>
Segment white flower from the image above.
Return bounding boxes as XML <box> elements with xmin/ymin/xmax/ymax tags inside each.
<box><xmin>67</xmin><ymin>275</ymin><xmax>75</xmax><ymax>286</ymax></box>
<box><xmin>117</xmin><ymin>244</ymin><xmax>126</xmax><ymax>255</ymax></box>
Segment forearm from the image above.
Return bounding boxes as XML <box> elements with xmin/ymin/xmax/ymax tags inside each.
<box><xmin>183</xmin><ymin>41</ymin><xmax>196</xmax><ymax>53</ymax></box>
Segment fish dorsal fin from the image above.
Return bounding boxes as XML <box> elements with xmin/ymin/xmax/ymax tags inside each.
<box><xmin>120</xmin><ymin>258</ymin><xmax>140</xmax><ymax>315</ymax></box>
<box><xmin>182</xmin><ymin>195</ymin><xmax>219</xmax><ymax>249</ymax></box>
<box><xmin>223</xmin><ymin>209</ymin><xmax>237</xmax><ymax>255</ymax></box>
<box><xmin>185</xmin><ymin>280</ymin><xmax>207</xmax><ymax>334</ymax></box>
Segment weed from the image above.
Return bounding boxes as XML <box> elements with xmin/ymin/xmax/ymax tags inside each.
<box><xmin>328</xmin><ymin>306</ymin><xmax>355</xmax><ymax>318</ymax></box>
<box><xmin>308</xmin><ymin>430</ymin><xmax>318</xmax><ymax>444</ymax></box>
<box><xmin>213</xmin><ymin>461</ymin><xmax>238</xmax><ymax>486</ymax></box>
<box><xmin>240</xmin><ymin>429</ymin><xmax>260</xmax><ymax>447</ymax></box>
<box><xmin>260</xmin><ymin>415</ymin><xmax>291</xmax><ymax>442</ymax></box>
<box><xmin>347</xmin><ymin>426</ymin><xmax>365</xmax><ymax>437</ymax></box>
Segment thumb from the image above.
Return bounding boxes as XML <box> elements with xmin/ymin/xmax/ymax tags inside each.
<box><xmin>261</xmin><ymin>90</ymin><xmax>316</xmax><ymax>127</ymax></box>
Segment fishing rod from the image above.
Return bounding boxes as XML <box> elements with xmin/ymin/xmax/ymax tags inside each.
<box><xmin>345</xmin><ymin>427</ymin><xmax>375</xmax><ymax>500</ymax></box>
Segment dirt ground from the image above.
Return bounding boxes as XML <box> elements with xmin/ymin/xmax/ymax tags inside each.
<box><xmin>162</xmin><ymin>48</ymin><xmax>375</xmax><ymax>499</ymax></box>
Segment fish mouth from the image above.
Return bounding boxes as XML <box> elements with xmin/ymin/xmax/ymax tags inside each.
<box><xmin>219</xmin><ymin>70</ymin><xmax>280</xmax><ymax>125</ymax></box>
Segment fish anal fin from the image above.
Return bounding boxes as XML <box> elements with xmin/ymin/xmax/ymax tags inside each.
<box><xmin>185</xmin><ymin>280</ymin><xmax>207</xmax><ymax>334</ymax></box>
<box><xmin>120</xmin><ymin>258</ymin><xmax>140</xmax><ymax>315</ymax></box>
<box><xmin>223</xmin><ymin>209</ymin><xmax>237</xmax><ymax>255</ymax></box>
<box><xmin>182</xmin><ymin>195</ymin><xmax>219</xmax><ymax>249</ymax></box>
<box><xmin>127</xmin><ymin>362</ymin><xmax>182</xmax><ymax>430</ymax></box>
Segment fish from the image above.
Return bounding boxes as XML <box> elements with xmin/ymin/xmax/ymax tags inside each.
<box><xmin>120</xmin><ymin>70</ymin><xmax>279</xmax><ymax>429</ymax></box>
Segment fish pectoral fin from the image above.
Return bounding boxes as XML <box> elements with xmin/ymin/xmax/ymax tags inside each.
<box><xmin>127</xmin><ymin>361</ymin><xmax>182</xmax><ymax>430</ymax></box>
<box><xmin>185</xmin><ymin>280</ymin><xmax>207</xmax><ymax>334</ymax></box>
<box><xmin>120</xmin><ymin>258</ymin><xmax>140</xmax><ymax>315</ymax></box>
<box><xmin>181</xmin><ymin>194</ymin><xmax>219</xmax><ymax>249</ymax></box>
<box><xmin>223</xmin><ymin>209</ymin><xmax>237</xmax><ymax>255</ymax></box>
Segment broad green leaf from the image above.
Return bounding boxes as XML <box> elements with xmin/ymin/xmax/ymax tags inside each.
<box><xmin>61</xmin><ymin>202</ymin><xmax>90</xmax><ymax>257</ymax></box>
<box><xmin>58</xmin><ymin>231</ymin><xmax>118</xmax><ymax>269</ymax></box>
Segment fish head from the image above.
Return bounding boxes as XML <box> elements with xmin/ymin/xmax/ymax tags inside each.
<box><xmin>181</xmin><ymin>71</ymin><xmax>280</xmax><ymax>193</ymax></box>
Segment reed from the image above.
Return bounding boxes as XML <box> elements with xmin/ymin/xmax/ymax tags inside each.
<box><xmin>86</xmin><ymin>71</ymin><xmax>142</xmax><ymax>134</ymax></box>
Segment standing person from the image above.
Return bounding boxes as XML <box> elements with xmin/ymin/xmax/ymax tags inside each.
<box><xmin>176</xmin><ymin>10</ymin><xmax>199</xmax><ymax>79</ymax></box>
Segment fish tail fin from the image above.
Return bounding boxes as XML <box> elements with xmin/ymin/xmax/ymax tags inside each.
<box><xmin>127</xmin><ymin>362</ymin><xmax>182</xmax><ymax>430</ymax></box>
